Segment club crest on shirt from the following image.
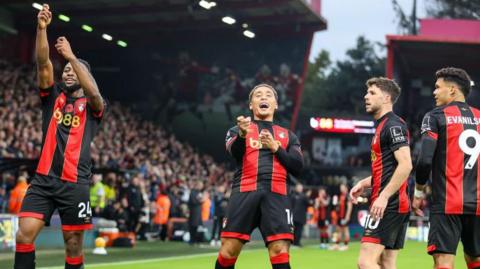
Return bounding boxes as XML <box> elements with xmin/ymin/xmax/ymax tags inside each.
<box><xmin>279</xmin><ymin>132</ymin><xmax>285</xmax><ymax>139</ymax></box>
<box><xmin>77</xmin><ymin>103</ymin><xmax>85</xmax><ymax>113</ymax></box>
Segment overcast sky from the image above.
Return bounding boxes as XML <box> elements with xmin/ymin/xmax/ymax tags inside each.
<box><xmin>309</xmin><ymin>0</ymin><xmax>427</xmax><ymax>62</ymax></box>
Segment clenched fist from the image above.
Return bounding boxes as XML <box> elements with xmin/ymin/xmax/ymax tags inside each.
<box><xmin>37</xmin><ymin>4</ymin><xmax>52</xmax><ymax>29</ymax></box>
<box><xmin>237</xmin><ymin>116</ymin><xmax>251</xmax><ymax>138</ymax></box>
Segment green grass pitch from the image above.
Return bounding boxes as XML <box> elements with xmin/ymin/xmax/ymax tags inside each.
<box><xmin>0</xmin><ymin>240</ymin><xmax>467</xmax><ymax>269</ymax></box>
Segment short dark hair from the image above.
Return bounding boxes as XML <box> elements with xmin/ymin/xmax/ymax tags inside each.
<box><xmin>248</xmin><ymin>83</ymin><xmax>278</xmax><ymax>103</ymax></box>
<box><xmin>435</xmin><ymin>67</ymin><xmax>472</xmax><ymax>97</ymax></box>
<box><xmin>366</xmin><ymin>77</ymin><xmax>401</xmax><ymax>104</ymax></box>
<box><xmin>68</xmin><ymin>58</ymin><xmax>91</xmax><ymax>72</ymax></box>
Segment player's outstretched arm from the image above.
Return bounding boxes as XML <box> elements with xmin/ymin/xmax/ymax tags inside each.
<box><xmin>36</xmin><ymin>4</ymin><xmax>54</xmax><ymax>89</ymax></box>
<box><xmin>55</xmin><ymin>37</ymin><xmax>104</xmax><ymax>112</ymax></box>
<box><xmin>371</xmin><ymin>146</ymin><xmax>412</xmax><ymax>220</ymax></box>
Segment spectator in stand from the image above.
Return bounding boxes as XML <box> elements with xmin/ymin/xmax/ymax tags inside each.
<box><xmin>188</xmin><ymin>180</ymin><xmax>205</xmax><ymax>245</ymax></box>
<box><xmin>210</xmin><ymin>185</ymin><xmax>228</xmax><ymax>247</ymax></box>
<box><xmin>127</xmin><ymin>175</ymin><xmax>144</xmax><ymax>232</ymax></box>
<box><xmin>154</xmin><ymin>187</ymin><xmax>171</xmax><ymax>241</ymax></box>
<box><xmin>291</xmin><ymin>184</ymin><xmax>312</xmax><ymax>247</ymax></box>
<box><xmin>90</xmin><ymin>174</ymin><xmax>106</xmax><ymax>217</ymax></box>
<box><xmin>8</xmin><ymin>175</ymin><xmax>28</xmax><ymax>214</ymax></box>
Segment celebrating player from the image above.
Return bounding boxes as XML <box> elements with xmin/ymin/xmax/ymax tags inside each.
<box><xmin>350</xmin><ymin>77</ymin><xmax>412</xmax><ymax>269</ymax></box>
<box><xmin>413</xmin><ymin>67</ymin><xmax>480</xmax><ymax>269</ymax></box>
<box><xmin>14</xmin><ymin>4</ymin><xmax>105</xmax><ymax>269</ymax></box>
<box><xmin>216</xmin><ymin>84</ymin><xmax>303</xmax><ymax>269</ymax></box>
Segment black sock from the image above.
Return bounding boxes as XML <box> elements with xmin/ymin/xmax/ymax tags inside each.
<box><xmin>14</xmin><ymin>243</ymin><xmax>35</xmax><ymax>269</ymax></box>
<box><xmin>65</xmin><ymin>256</ymin><xmax>84</xmax><ymax>269</ymax></box>
<box><xmin>272</xmin><ymin>264</ymin><xmax>291</xmax><ymax>269</ymax></box>
<box><xmin>271</xmin><ymin>253</ymin><xmax>290</xmax><ymax>269</ymax></box>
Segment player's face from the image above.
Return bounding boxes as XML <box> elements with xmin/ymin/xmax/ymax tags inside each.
<box><xmin>433</xmin><ymin>78</ymin><xmax>453</xmax><ymax>106</ymax></box>
<box><xmin>62</xmin><ymin>63</ymin><xmax>79</xmax><ymax>87</ymax></box>
<box><xmin>364</xmin><ymin>85</ymin><xmax>388</xmax><ymax>115</ymax></box>
<box><xmin>249</xmin><ymin>86</ymin><xmax>278</xmax><ymax>120</ymax></box>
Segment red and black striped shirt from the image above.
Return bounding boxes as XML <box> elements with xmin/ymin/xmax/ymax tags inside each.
<box><xmin>36</xmin><ymin>83</ymin><xmax>104</xmax><ymax>184</ymax></box>
<box><xmin>225</xmin><ymin>120</ymin><xmax>303</xmax><ymax>195</ymax></box>
<box><xmin>417</xmin><ymin>101</ymin><xmax>480</xmax><ymax>215</ymax></box>
<box><xmin>370</xmin><ymin>112</ymin><xmax>410</xmax><ymax>213</ymax></box>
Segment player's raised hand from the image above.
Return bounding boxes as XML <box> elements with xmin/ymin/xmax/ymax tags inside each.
<box><xmin>349</xmin><ymin>182</ymin><xmax>364</xmax><ymax>204</ymax></box>
<box><xmin>55</xmin><ymin>37</ymin><xmax>76</xmax><ymax>61</ymax></box>
<box><xmin>37</xmin><ymin>4</ymin><xmax>52</xmax><ymax>29</ymax></box>
<box><xmin>237</xmin><ymin>116</ymin><xmax>251</xmax><ymax>138</ymax></box>
<box><xmin>259</xmin><ymin>129</ymin><xmax>279</xmax><ymax>153</ymax></box>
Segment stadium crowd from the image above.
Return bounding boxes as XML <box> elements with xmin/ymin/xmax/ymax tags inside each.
<box><xmin>0</xmin><ymin>58</ymin><xmax>233</xmax><ymax>243</ymax></box>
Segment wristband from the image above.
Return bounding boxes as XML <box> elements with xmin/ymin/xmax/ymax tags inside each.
<box><xmin>414</xmin><ymin>188</ymin><xmax>425</xmax><ymax>199</ymax></box>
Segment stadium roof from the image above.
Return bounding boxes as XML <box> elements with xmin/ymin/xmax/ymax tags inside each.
<box><xmin>3</xmin><ymin>0</ymin><xmax>327</xmax><ymax>47</ymax></box>
<box><xmin>386</xmin><ymin>19</ymin><xmax>480</xmax><ymax>80</ymax></box>
<box><xmin>386</xmin><ymin>19</ymin><xmax>480</xmax><ymax>113</ymax></box>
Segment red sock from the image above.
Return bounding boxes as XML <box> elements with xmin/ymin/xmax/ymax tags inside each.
<box><xmin>468</xmin><ymin>262</ymin><xmax>480</xmax><ymax>269</ymax></box>
<box><xmin>270</xmin><ymin>253</ymin><xmax>290</xmax><ymax>269</ymax></box>
<box><xmin>65</xmin><ymin>255</ymin><xmax>84</xmax><ymax>269</ymax></box>
<box><xmin>216</xmin><ymin>253</ymin><xmax>237</xmax><ymax>269</ymax></box>
<box><xmin>15</xmin><ymin>243</ymin><xmax>35</xmax><ymax>269</ymax></box>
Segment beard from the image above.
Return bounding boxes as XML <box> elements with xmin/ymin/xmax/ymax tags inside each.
<box><xmin>59</xmin><ymin>82</ymin><xmax>81</xmax><ymax>94</ymax></box>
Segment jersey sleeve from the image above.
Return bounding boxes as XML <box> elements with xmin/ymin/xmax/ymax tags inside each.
<box><xmin>39</xmin><ymin>83</ymin><xmax>59</xmax><ymax>107</ymax></box>
<box><xmin>420</xmin><ymin>111</ymin><xmax>439</xmax><ymax>140</ymax></box>
<box><xmin>415</xmin><ymin>110</ymin><xmax>440</xmax><ymax>185</ymax></box>
<box><xmin>385</xmin><ymin>119</ymin><xmax>410</xmax><ymax>152</ymax></box>
<box><xmin>225</xmin><ymin>126</ymin><xmax>245</xmax><ymax>160</ymax></box>
<box><xmin>274</xmin><ymin>130</ymin><xmax>304</xmax><ymax>176</ymax></box>
<box><xmin>89</xmin><ymin>99</ymin><xmax>107</xmax><ymax>122</ymax></box>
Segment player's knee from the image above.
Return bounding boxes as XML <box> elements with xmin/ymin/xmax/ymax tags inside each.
<box><xmin>379</xmin><ymin>259</ymin><xmax>395</xmax><ymax>269</ymax></box>
<box><xmin>64</xmin><ymin>232</ymin><xmax>83</xmax><ymax>256</ymax></box>
<box><xmin>357</xmin><ymin>257</ymin><xmax>376</xmax><ymax>269</ymax></box>
<box><xmin>268</xmin><ymin>240</ymin><xmax>289</xmax><ymax>257</ymax></box>
<box><xmin>219</xmin><ymin>240</ymin><xmax>241</xmax><ymax>259</ymax></box>
<box><xmin>16</xmin><ymin>227</ymin><xmax>34</xmax><ymax>244</ymax></box>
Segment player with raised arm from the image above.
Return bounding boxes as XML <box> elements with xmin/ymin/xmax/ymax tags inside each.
<box><xmin>413</xmin><ymin>67</ymin><xmax>480</xmax><ymax>269</ymax></box>
<box><xmin>14</xmin><ymin>4</ymin><xmax>105</xmax><ymax>269</ymax></box>
<box><xmin>350</xmin><ymin>77</ymin><xmax>412</xmax><ymax>269</ymax></box>
<box><xmin>215</xmin><ymin>84</ymin><xmax>304</xmax><ymax>269</ymax></box>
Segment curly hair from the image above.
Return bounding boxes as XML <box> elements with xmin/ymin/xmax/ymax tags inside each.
<box><xmin>435</xmin><ymin>67</ymin><xmax>472</xmax><ymax>97</ymax></box>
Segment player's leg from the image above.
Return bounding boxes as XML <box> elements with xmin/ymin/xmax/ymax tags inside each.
<box><xmin>379</xmin><ymin>214</ymin><xmax>409</xmax><ymax>269</ymax></box>
<box><xmin>358</xmin><ymin>242</ymin><xmax>384</xmax><ymax>269</ymax></box>
<box><xmin>216</xmin><ymin>192</ymin><xmax>261</xmax><ymax>269</ymax></box>
<box><xmin>62</xmin><ymin>230</ymin><xmax>85</xmax><ymax>269</ymax></box>
<box><xmin>217</xmin><ymin>238</ymin><xmax>245</xmax><ymax>269</ymax></box>
<box><xmin>267</xmin><ymin>240</ymin><xmax>291</xmax><ymax>269</ymax></box>
<box><xmin>428</xmin><ymin>214</ymin><xmax>461</xmax><ymax>269</ymax></box>
<box><xmin>358</xmin><ymin>212</ymin><xmax>406</xmax><ymax>269</ymax></box>
<box><xmin>15</xmin><ymin>182</ymin><xmax>54</xmax><ymax>269</ymax></box>
<box><xmin>461</xmin><ymin>215</ymin><xmax>480</xmax><ymax>269</ymax></box>
<box><xmin>379</xmin><ymin>249</ymin><xmax>399</xmax><ymax>269</ymax></box>
<box><xmin>432</xmin><ymin>254</ymin><xmax>455</xmax><ymax>269</ymax></box>
<box><xmin>15</xmin><ymin>218</ymin><xmax>45</xmax><ymax>269</ymax></box>
<box><xmin>340</xmin><ymin>226</ymin><xmax>350</xmax><ymax>251</ymax></box>
<box><xmin>56</xmin><ymin>182</ymin><xmax>93</xmax><ymax>269</ymax></box>
<box><xmin>261</xmin><ymin>192</ymin><xmax>294</xmax><ymax>269</ymax></box>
